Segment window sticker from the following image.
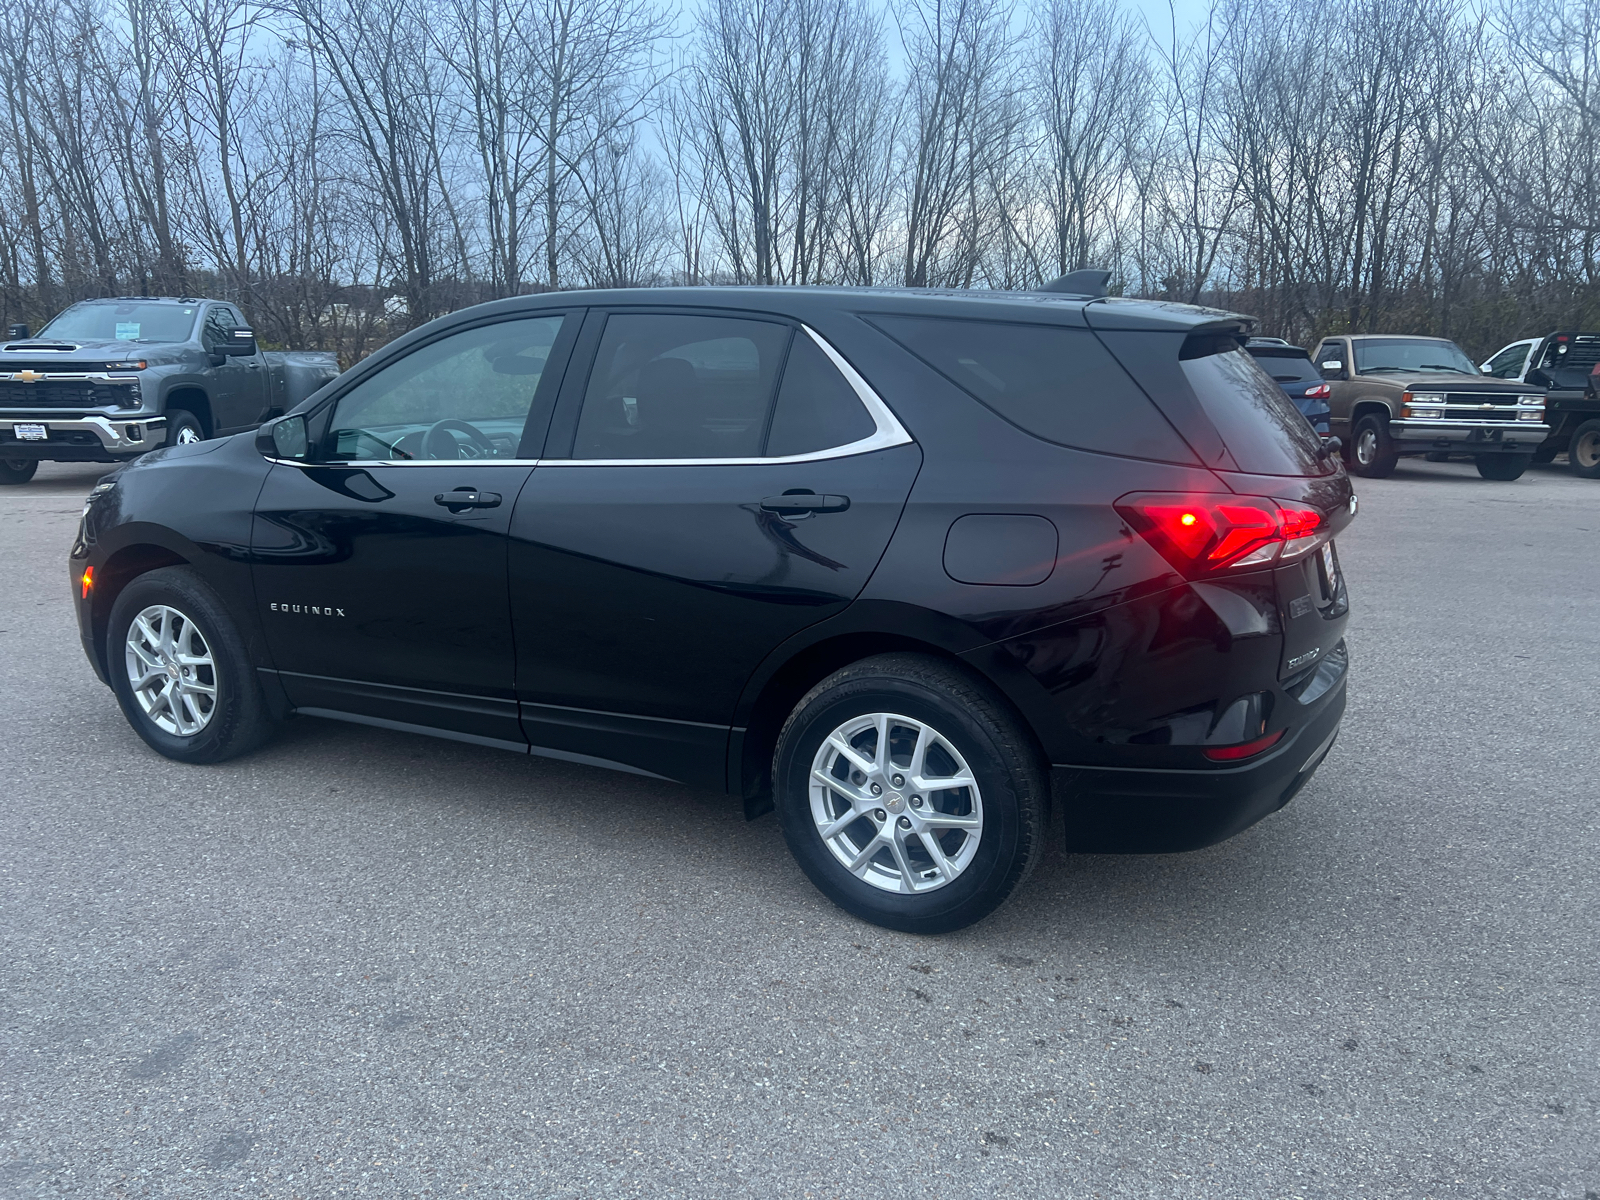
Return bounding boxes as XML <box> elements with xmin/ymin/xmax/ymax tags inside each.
<box><xmin>115</xmin><ymin>322</ymin><xmax>140</xmax><ymax>340</ymax></box>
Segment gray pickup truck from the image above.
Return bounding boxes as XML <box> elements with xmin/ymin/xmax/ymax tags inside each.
<box><xmin>1</xmin><ymin>297</ymin><xmax>339</xmax><ymax>485</ymax></box>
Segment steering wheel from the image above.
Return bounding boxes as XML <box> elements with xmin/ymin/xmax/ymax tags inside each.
<box><xmin>420</xmin><ymin>418</ymin><xmax>496</xmax><ymax>460</ymax></box>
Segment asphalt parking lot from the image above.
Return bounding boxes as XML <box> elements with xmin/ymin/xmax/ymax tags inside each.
<box><xmin>1</xmin><ymin>457</ymin><xmax>1596</xmax><ymax>1199</ymax></box>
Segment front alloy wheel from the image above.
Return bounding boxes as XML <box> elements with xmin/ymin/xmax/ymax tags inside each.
<box><xmin>125</xmin><ymin>604</ymin><xmax>217</xmax><ymax>735</ymax></box>
<box><xmin>809</xmin><ymin>712</ymin><xmax>984</xmax><ymax>894</ymax></box>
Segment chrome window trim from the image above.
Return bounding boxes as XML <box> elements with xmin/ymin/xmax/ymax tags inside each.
<box><xmin>306</xmin><ymin>323</ymin><xmax>913</xmax><ymax>470</ymax></box>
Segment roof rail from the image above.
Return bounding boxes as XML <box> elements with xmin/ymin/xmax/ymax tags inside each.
<box><xmin>1038</xmin><ymin>268</ymin><xmax>1112</xmax><ymax>298</ymax></box>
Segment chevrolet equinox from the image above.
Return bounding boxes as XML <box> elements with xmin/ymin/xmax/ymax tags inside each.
<box><xmin>72</xmin><ymin>286</ymin><xmax>1355</xmax><ymax>933</ymax></box>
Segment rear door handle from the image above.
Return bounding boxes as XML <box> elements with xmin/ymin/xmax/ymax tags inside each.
<box><xmin>760</xmin><ymin>493</ymin><xmax>850</xmax><ymax>514</ymax></box>
<box><xmin>435</xmin><ymin>489</ymin><xmax>502</xmax><ymax>509</ymax></box>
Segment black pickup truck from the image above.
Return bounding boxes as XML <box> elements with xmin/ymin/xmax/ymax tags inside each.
<box><xmin>1</xmin><ymin>297</ymin><xmax>339</xmax><ymax>485</ymax></box>
<box><xmin>1480</xmin><ymin>331</ymin><xmax>1600</xmax><ymax>478</ymax></box>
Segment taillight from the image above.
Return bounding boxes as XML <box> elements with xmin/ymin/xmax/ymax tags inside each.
<box><xmin>1203</xmin><ymin>729</ymin><xmax>1285</xmax><ymax>761</ymax></box>
<box><xmin>1115</xmin><ymin>492</ymin><xmax>1330</xmax><ymax>577</ymax></box>
<box><xmin>1304</xmin><ymin>383</ymin><xmax>1331</xmax><ymax>398</ymax></box>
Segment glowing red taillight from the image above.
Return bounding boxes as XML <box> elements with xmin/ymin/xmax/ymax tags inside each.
<box><xmin>1304</xmin><ymin>383</ymin><xmax>1331</xmax><ymax>398</ymax></box>
<box><xmin>1203</xmin><ymin>729</ymin><xmax>1285</xmax><ymax>761</ymax></box>
<box><xmin>1115</xmin><ymin>493</ymin><xmax>1329</xmax><ymax>578</ymax></box>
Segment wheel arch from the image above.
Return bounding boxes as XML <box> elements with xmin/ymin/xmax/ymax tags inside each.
<box><xmin>90</xmin><ymin>542</ymin><xmax>191</xmax><ymax>678</ymax></box>
<box><xmin>1350</xmin><ymin>398</ymin><xmax>1393</xmax><ymax>427</ymax></box>
<box><xmin>731</xmin><ymin>615</ymin><xmax>1056</xmax><ymax>817</ymax></box>
<box><xmin>165</xmin><ymin>387</ymin><xmax>214</xmax><ymax>437</ymax></box>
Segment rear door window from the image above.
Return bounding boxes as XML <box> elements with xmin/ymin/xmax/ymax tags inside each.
<box><xmin>868</xmin><ymin>315</ymin><xmax>1194</xmax><ymax>462</ymax></box>
<box><xmin>573</xmin><ymin>314</ymin><xmax>789</xmax><ymax>460</ymax></box>
<box><xmin>1179</xmin><ymin>343</ymin><xmax>1327</xmax><ymax>476</ymax></box>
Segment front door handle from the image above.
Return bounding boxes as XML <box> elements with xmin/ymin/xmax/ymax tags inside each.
<box><xmin>435</xmin><ymin>489</ymin><xmax>502</xmax><ymax>510</ymax></box>
<box><xmin>760</xmin><ymin>493</ymin><xmax>850</xmax><ymax>514</ymax></box>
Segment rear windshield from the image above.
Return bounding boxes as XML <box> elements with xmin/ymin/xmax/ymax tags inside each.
<box><xmin>1353</xmin><ymin>338</ymin><xmax>1478</xmax><ymax>376</ymax></box>
<box><xmin>41</xmin><ymin>302</ymin><xmax>200</xmax><ymax>344</ymax></box>
<box><xmin>1247</xmin><ymin>347</ymin><xmax>1320</xmax><ymax>383</ymax></box>
<box><xmin>1180</xmin><ymin>344</ymin><xmax>1328</xmax><ymax>476</ymax></box>
<box><xmin>868</xmin><ymin>315</ymin><xmax>1195</xmax><ymax>462</ymax></box>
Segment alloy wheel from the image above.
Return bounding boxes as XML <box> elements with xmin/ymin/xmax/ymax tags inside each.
<box><xmin>175</xmin><ymin>425</ymin><xmax>203</xmax><ymax>445</ymax></box>
<box><xmin>125</xmin><ymin>604</ymin><xmax>217</xmax><ymax>736</ymax></box>
<box><xmin>808</xmin><ymin>712</ymin><xmax>983</xmax><ymax>894</ymax></box>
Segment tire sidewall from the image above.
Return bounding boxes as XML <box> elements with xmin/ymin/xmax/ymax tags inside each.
<box><xmin>107</xmin><ymin>567</ymin><xmax>265</xmax><ymax>763</ymax></box>
<box><xmin>1570</xmin><ymin>421</ymin><xmax>1600</xmax><ymax>478</ymax></box>
<box><xmin>775</xmin><ymin>670</ymin><xmax>1031</xmax><ymax>934</ymax></box>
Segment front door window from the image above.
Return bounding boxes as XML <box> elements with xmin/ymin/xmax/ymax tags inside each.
<box><xmin>327</xmin><ymin>317</ymin><xmax>564</xmax><ymax>462</ymax></box>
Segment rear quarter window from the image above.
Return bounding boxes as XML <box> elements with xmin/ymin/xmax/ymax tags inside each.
<box><xmin>1180</xmin><ymin>343</ymin><xmax>1327</xmax><ymax>476</ymax></box>
<box><xmin>868</xmin><ymin>315</ymin><xmax>1196</xmax><ymax>463</ymax></box>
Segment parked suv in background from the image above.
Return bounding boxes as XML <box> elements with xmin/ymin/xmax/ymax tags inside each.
<box><xmin>72</xmin><ymin>287</ymin><xmax>1354</xmax><ymax>933</ymax></box>
<box><xmin>0</xmin><ymin>297</ymin><xmax>339</xmax><ymax>484</ymax></box>
<box><xmin>1312</xmin><ymin>334</ymin><xmax>1547</xmax><ymax>479</ymax></box>
<box><xmin>1480</xmin><ymin>331</ymin><xmax>1600</xmax><ymax>478</ymax></box>
<box><xmin>1245</xmin><ymin>338</ymin><xmax>1332</xmax><ymax>435</ymax></box>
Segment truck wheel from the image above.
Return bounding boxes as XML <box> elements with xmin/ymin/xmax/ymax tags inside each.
<box><xmin>1475</xmin><ymin>453</ymin><xmax>1532</xmax><ymax>481</ymax></box>
<box><xmin>773</xmin><ymin>653</ymin><xmax>1045</xmax><ymax>934</ymax></box>
<box><xmin>1570</xmin><ymin>420</ymin><xmax>1600</xmax><ymax>479</ymax></box>
<box><xmin>1347</xmin><ymin>415</ymin><xmax>1398</xmax><ymax>478</ymax></box>
<box><xmin>107</xmin><ymin>566</ymin><xmax>277</xmax><ymax>764</ymax></box>
<box><xmin>1531</xmin><ymin>442</ymin><xmax>1559</xmax><ymax>464</ymax></box>
<box><xmin>165</xmin><ymin>409</ymin><xmax>205</xmax><ymax>447</ymax></box>
<box><xmin>0</xmin><ymin>458</ymin><xmax>39</xmax><ymax>485</ymax></box>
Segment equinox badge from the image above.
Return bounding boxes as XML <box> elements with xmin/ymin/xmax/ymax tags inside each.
<box><xmin>270</xmin><ymin>602</ymin><xmax>346</xmax><ymax>617</ymax></box>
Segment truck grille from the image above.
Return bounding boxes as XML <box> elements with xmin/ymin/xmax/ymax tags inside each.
<box><xmin>1442</xmin><ymin>394</ymin><xmax>1526</xmax><ymax>421</ymax></box>
<box><xmin>0</xmin><ymin>380</ymin><xmax>140</xmax><ymax>409</ymax></box>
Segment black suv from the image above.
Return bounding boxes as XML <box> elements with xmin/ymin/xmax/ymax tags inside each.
<box><xmin>72</xmin><ymin>288</ymin><xmax>1355</xmax><ymax>933</ymax></box>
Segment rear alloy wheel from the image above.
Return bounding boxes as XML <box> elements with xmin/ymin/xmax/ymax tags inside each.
<box><xmin>108</xmin><ymin>566</ymin><xmax>277</xmax><ymax>763</ymax></box>
<box><xmin>0</xmin><ymin>457</ymin><xmax>39</xmax><ymax>485</ymax></box>
<box><xmin>1475</xmin><ymin>453</ymin><xmax>1532</xmax><ymax>481</ymax></box>
<box><xmin>1569</xmin><ymin>420</ymin><xmax>1600</xmax><ymax>479</ymax></box>
<box><xmin>165</xmin><ymin>408</ymin><xmax>205</xmax><ymax>447</ymax></box>
<box><xmin>774</xmin><ymin>653</ymin><xmax>1045</xmax><ymax>934</ymax></box>
<box><xmin>1347</xmin><ymin>414</ymin><xmax>1398</xmax><ymax>478</ymax></box>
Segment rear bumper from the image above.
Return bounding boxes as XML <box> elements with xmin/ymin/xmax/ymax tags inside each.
<box><xmin>1054</xmin><ymin>680</ymin><xmax>1345</xmax><ymax>853</ymax></box>
<box><xmin>1</xmin><ymin>414</ymin><xmax>166</xmax><ymax>460</ymax></box>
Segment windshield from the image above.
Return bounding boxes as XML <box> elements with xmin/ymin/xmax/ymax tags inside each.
<box><xmin>40</xmin><ymin>302</ymin><xmax>200</xmax><ymax>344</ymax></box>
<box><xmin>1247</xmin><ymin>348</ymin><xmax>1321</xmax><ymax>383</ymax></box>
<box><xmin>1354</xmin><ymin>338</ymin><xmax>1478</xmax><ymax>376</ymax></box>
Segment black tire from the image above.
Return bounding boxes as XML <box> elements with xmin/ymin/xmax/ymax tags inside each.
<box><xmin>0</xmin><ymin>457</ymin><xmax>39</xmax><ymax>485</ymax></box>
<box><xmin>1569</xmin><ymin>420</ymin><xmax>1600</xmax><ymax>479</ymax></box>
<box><xmin>1531</xmin><ymin>442</ymin><xmax>1559</xmax><ymax>465</ymax></box>
<box><xmin>773</xmin><ymin>653</ymin><xmax>1046</xmax><ymax>934</ymax></box>
<box><xmin>164</xmin><ymin>408</ymin><xmax>205</xmax><ymax>448</ymax></box>
<box><xmin>1346</xmin><ymin>414</ymin><xmax>1398</xmax><ymax>478</ymax></box>
<box><xmin>107</xmin><ymin>566</ymin><xmax>276</xmax><ymax>763</ymax></box>
<box><xmin>1475</xmin><ymin>453</ymin><xmax>1531</xmax><ymax>481</ymax></box>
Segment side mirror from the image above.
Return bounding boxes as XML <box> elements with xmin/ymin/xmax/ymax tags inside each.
<box><xmin>7</xmin><ymin>323</ymin><xmax>29</xmax><ymax>340</ymax></box>
<box><xmin>257</xmin><ymin>413</ymin><xmax>308</xmax><ymax>460</ymax></box>
<box><xmin>222</xmin><ymin>327</ymin><xmax>257</xmax><ymax>356</ymax></box>
<box><xmin>1319</xmin><ymin>359</ymin><xmax>1345</xmax><ymax>380</ymax></box>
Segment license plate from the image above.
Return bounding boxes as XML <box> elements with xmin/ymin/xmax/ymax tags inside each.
<box><xmin>13</xmin><ymin>423</ymin><xmax>47</xmax><ymax>441</ymax></box>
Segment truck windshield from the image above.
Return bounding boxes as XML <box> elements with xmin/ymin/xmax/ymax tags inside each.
<box><xmin>1354</xmin><ymin>339</ymin><xmax>1478</xmax><ymax>376</ymax></box>
<box><xmin>40</xmin><ymin>302</ymin><xmax>200</xmax><ymax>344</ymax></box>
